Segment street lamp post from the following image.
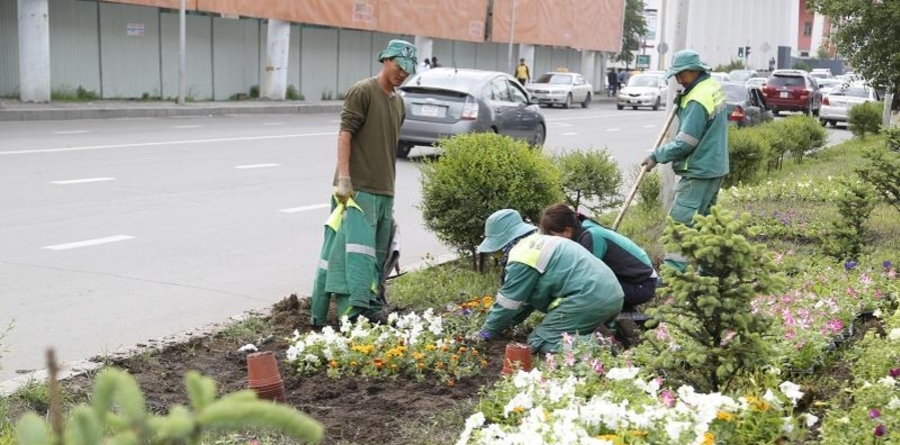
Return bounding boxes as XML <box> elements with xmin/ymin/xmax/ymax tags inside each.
<box><xmin>177</xmin><ymin>0</ymin><xmax>186</xmax><ymax>105</ymax></box>
<box><xmin>506</xmin><ymin>0</ymin><xmax>517</xmax><ymax>74</ymax></box>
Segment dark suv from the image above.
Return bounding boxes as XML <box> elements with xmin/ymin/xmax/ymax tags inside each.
<box><xmin>762</xmin><ymin>70</ymin><xmax>822</xmax><ymax>116</ymax></box>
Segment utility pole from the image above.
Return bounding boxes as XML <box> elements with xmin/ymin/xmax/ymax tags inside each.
<box><xmin>660</xmin><ymin>0</ymin><xmax>690</xmax><ymax>211</ymax></box>
<box><xmin>177</xmin><ymin>0</ymin><xmax>186</xmax><ymax>105</ymax></box>
<box><xmin>506</xmin><ymin>0</ymin><xmax>517</xmax><ymax>74</ymax></box>
<box><xmin>884</xmin><ymin>90</ymin><xmax>894</xmax><ymax>128</ymax></box>
<box><xmin>657</xmin><ymin>0</ymin><xmax>668</xmax><ymax>70</ymax></box>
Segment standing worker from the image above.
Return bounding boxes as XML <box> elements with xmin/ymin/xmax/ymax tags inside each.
<box><xmin>311</xmin><ymin>39</ymin><xmax>417</xmax><ymax>326</ymax></box>
<box><xmin>641</xmin><ymin>49</ymin><xmax>729</xmax><ymax>273</ymax></box>
<box><xmin>474</xmin><ymin>209</ymin><xmax>624</xmax><ymax>354</ymax></box>
<box><xmin>515</xmin><ymin>58</ymin><xmax>531</xmax><ymax>85</ymax></box>
<box><xmin>539</xmin><ymin>204</ymin><xmax>658</xmax><ymax>312</ymax></box>
<box><xmin>607</xmin><ymin>68</ymin><xmax>619</xmax><ymax>97</ymax></box>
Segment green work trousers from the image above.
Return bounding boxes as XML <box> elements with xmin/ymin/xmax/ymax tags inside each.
<box><xmin>338</xmin><ymin>191</ymin><xmax>393</xmax><ymax>321</ymax></box>
<box><xmin>521</xmin><ymin>294</ymin><xmax>623</xmax><ymax>354</ymax></box>
<box><xmin>664</xmin><ymin>176</ymin><xmax>724</xmax><ymax>272</ymax></box>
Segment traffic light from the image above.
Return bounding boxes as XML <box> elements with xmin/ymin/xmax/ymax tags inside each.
<box><xmin>738</xmin><ymin>47</ymin><xmax>744</xmax><ymax>58</ymax></box>
<box><xmin>745</xmin><ymin>46</ymin><xmax>752</xmax><ymax>57</ymax></box>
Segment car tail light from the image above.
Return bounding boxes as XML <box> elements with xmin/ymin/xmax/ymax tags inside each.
<box><xmin>822</xmin><ymin>96</ymin><xmax>830</xmax><ymax>105</ymax></box>
<box><xmin>461</xmin><ymin>95</ymin><xmax>478</xmax><ymax>120</ymax></box>
<box><xmin>763</xmin><ymin>86</ymin><xmax>776</xmax><ymax>96</ymax></box>
<box><xmin>800</xmin><ymin>89</ymin><xmax>810</xmax><ymax>98</ymax></box>
<box><xmin>729</xmin><ymin>106</ymin><xmax>745</xmax><ymax>121</ymax></box>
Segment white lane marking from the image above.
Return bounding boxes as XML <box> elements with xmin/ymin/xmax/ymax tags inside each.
<box><xmin>279</xmin><ymin>203</ymin><xmax>330</xmax><ymax>214</ymax></box>
<box><xmin>643</xmin><ymin>124</ymin><xmax>656</xmax><ymax>128</ymax></box>
<box><xmin>562</xmin><ymin>132</ymin><xmax>578</xmax><ymax>136</ymax></box>
<box><xmin>50</xmin><ymin>177</ymin><xmax>116</xmax><ymax>185</ymax></box>
<box><xmin>549</xmin><ymin>112</ymin><xmax>642</xmax><ymax>122</ymax></box>
<box><xmin>235</xmin><ymin>163</ymin><xmax>280</xmax><ymax>170</ymax></box>
<box><xmin>0</xmin><ymin>132</ymin><xmax>334</xmax><ymax>156</ymax></box>
<box><xmin>43</xmin><ymin>235</ymin><xmax>134</xmax><ymax>251</ymax></box>
<box><xmin>263</xmin><ymin>122</ymin><xmax>286</xmax><ymax>126</ymax></box>
<box><xmin>606</xmin><ymin>128</ymin><xmax>621</xmax><ymax>132</ymax></box>
<box><xmin>173</xmin><ymin>125</ymin><xmax>201</xmax><ymax>129</ymax></box>
<box><xmin>328</xmin><ymin>119</ymin><xmax>341</xmax><ymax>124</ymax></box>
<box><xmin>53</xmin><ymin>130</ymin><xmax>90</xmax><ymax>135</ymax></box>
<box><xmin>546</xmin><ymin>122</ymin><xmax>575</xmax><ymax>128</ymax></box>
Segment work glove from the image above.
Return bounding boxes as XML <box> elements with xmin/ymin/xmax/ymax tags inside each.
<box><xmin>467</xmin><ymin>330</ymin><xmax>493</xmax><ymax>343</ymax></box>
<box><xmin>335</xmin><ymin>175</ymin><xmax>353</xmax><ymax>204</ymax></box>
<box><xmin>641</xmin><ymin>156</ymin><xmax>658</xmax><ymax>171</ymax></box>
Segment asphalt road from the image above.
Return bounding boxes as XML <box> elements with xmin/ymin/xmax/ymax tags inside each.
<box><xmin>0</xmin><ymin>103</ymin><xmax>852</xmax><ymax>380</ymax></box>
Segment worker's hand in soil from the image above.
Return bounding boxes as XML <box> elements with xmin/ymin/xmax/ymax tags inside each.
<box><xmin>335</xmin><ymin>175</ymin><xmax>354</xmax><ymax>203</ymax></box>
<box><xmin>641</xmin><ymin>156</ymin><xmax>657</xmax><ymax>171</ymax></box>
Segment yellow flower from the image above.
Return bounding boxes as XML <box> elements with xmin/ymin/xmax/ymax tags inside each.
<box><xmin>595</xmin><ymin>435</ymin><xmax>618</xmax><ymax>441</ymax></box>
<box><xmin>702</xmin><ymin>432</ymin><xmax>715</xmax><ymax>445</ymax></box>
<box><xmin>328</xmin><ymin>360</ymin><xmax>339</xmax><ymax>369</ymax></box>
<box><xmin>425</xmin><ymin>344</ymin><xmax>437</xmax><ymax>351</ymax></box>
<box><xmin>716</xmin><ymin>411</ymin><xmax>735</xmax><ymax>421</ymax></box>
<box><xmin>458</xmin><ymin>346</ymin><xmax>468</xmax><ymax>354</ymax></box>
<box><xmin>512</xmin><ymin>406</ymin><xmax>525</xmax><ymax>414</ymax></box>
<box><xmin>451</xmin><ymin>354</ymin><xmax>460</xmax><ymax>362</ymax></box>
<box><xmin>390</xmin><ymin>364</ymin><xmax>398</xmax><ymax>371</ymax></box>
<box><xmin>350</xmin><ymin>361</ymin><xmax>358</xmax><ymax>367</ymax></box>
<box><xmin>411</xmin><ymin>352</ymin><xmax>425</xmax><ymax>361</ymax></box>
<box><xmin>471</xmin><ymin>349</ymin><xmax>479</xmax><ymax>357</ymax></box>
<box><xmin>441</xmin><ymin>345</ymin><xmax>450</xmax><ymax>352</ymax></box>
<box><xmin>628</xmin><ymin>430</ymin><xmax>648</xmax><ymax>437</ymax></box>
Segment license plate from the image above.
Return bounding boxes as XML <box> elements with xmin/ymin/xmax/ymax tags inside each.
<box><xmin>780</xmin><ymin>92</ymin><xmax>789</xmax><ymax>98</ymax></box>
<box><xmin>419</xmin><ymin>104</ymin><xmax>443</xmax><ymax>117</ymax></box>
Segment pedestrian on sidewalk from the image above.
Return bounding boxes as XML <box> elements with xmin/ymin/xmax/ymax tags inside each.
<box><xmin>474</xmin><ymin>209</ymin><xmax>624</xmax><ymax>354</ymax></box>
<box><xmin>641</xmin><ymin>49</ymin><xmax>729</xmax><ymax>273</ymax></box>
<box><xmin>310</xmin><ymin>39</ymin><xmax>417</xmax><ymax>326</ymax></box>
<box><xmin>515</xmin><ymin>58</ymin><xmax>531</xmax><ymax>85</ymax></box>
<box><xmin>607</xmin><ymin>68</ymin><xmax>619</xmax><ymax>97</ymax></box>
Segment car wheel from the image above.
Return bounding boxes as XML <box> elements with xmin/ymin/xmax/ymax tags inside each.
<box><xmin>581</xmin><ymin>93</ymin><xmax>591</xmax><ymax>108</ymax></box>
<box><xmin>396</xmin><ymin>143</ymin><xmax>412</xmax><ymax>159</ymax></box>
<box><xmin>830</xmin><ymin>120</ymin><xmax>837</xmax><ymax>127</ymax></box>
<box><xmin>652</xmin><ymin>97</ymin><xmax>660</xmax><ymax>111</ymax></box>
<box><xmin>531</xmin><ymin>124</ymin><xmax>546</xmax><ymax>147</ymax></box>
<box><xmin>819</xmin><ymin>118</ymin><xmax>827</xmax><ymax>127</ymax></box>
<box><xmin>773</xmin><ymin>110</ymin><xmax>780</xmax><ymax>116</ymax></box>
<box><xmin>803</xmin><ymin>100</ymin><xmax>813</xmax><ymax>116</ymax></box>
<box><xmin>632</xmin><ymin>106</ymin><xmax>638</xmax><ymax>110</ymax></box>
<box><xmin>616</xmin><ymin>104</ymin><xmax>624</xmax><ymax>110</ymax></box>
<box><xmin>563</xmin><ymin>94</ymin><xmax>572</xmax><ymax>109</ymax></box>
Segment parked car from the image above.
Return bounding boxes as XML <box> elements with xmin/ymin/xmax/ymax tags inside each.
<box><xmin>761</xmin><ymin>70</ymin><xmax>822</xmax><ymax>115</ymax></box>
<box><xmin>815</xmin><ymin>78</ymin><xmax>844</xmax><ymax>96</ymax></box>
<box><xmin>818</xmin><ymin>83</ymin><xmax>881</xmax><ymax>127</ymax></box>
<box><xmin>396</xmin><ymin>68</ymin><xmax>546</xmax><ymax>158</ymax></box>
<box><xmin>745</xmin><ymin>77</ymin><xmax>768</xmax><ymax>89</ymax></box>
<box><xmin>720</xmin><ymin>82</ymin><xmax>774</xmax><ymax>127</ymax></box>
<box><xmin>810</xmin><ymin>68</ymin><xmax>834</xmax><ymax>80</ymax></box>
<box><xmin>710</xmin><ymin>72</ymin><xmax>731</xmax><ymax>83</ymax></box>
<box><xmin>526</xmin><ymin>72</ymin><xmax>593</xmax><ymax>108</ymax></box>
<box><xmin>616</xmin><ymin>74</ymin><xmax>666</xmax><ymax>110</ymax></box>
<box><xmin>728</xmin><ymin>69</ymin><xmax>759</xmax><ymax>82</ymax></box>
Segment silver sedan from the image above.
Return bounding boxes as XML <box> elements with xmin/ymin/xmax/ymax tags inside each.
<box><xmin>525</xmin><ymin>72</ymin><xmax>594</xmax><ymax>108</ymax></box>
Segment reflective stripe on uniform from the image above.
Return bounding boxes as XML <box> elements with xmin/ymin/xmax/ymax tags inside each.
<box><xmin>318</xmin><ymin>259</ymin><xmax>329</xmax><ymax>270</ymax></box>
<box><xmin>496</xmin><ymin>292</ymin><xmax>524</xmax><ymax>310</ymax></box>
<box><xmin>664</xmin><ymin>252</ymin><xmax>689</xmax><ymax>263</ymax></box>
<box><xmin>346</xmin><ymin>243</ymin><xmax>376</xmax><ymax>257</ymax></box>
<box><xmin>534</xmin><ymin>236</ymin><xmax>562</xmax><ymax>273</ymax></box>
<box><xmin>547</xmin><ymin>297</ymin><xmax>563</xmax><ymax>311</ymax></box>
<box><xmin>675</xmin><ymin>132</ymin><xmax>699</xmax><ymax>147</ymax></box>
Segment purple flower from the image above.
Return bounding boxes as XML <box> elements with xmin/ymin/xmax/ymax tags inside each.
<box><xmin>885</xmin><ymin>261</ymin><xmax>894</xmax><ymax>270</ymax></box>
<box><xmin>874</xmin><ymin>424</ymin><xmax>886</xmax><ymax>437</ymax></box>
<box><xmin>891</xmin><ymin>368</ymin><xmax>900</xmax><ymax>378</ymax></box>
<box><xmin>845</xmin><ymin>261</ymin><xmax>858</xmax><ymax>270</ymax></box>
<box><xmin>869</xmin><ymin>408</ymin><xmax>881</xmax><ymax>419</ymax></box>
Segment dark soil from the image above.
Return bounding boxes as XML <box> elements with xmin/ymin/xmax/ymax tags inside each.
<box><xmin>62</xmin><ymin>295</ymin><xmax>509</xmax><ymax>445</ymax></box>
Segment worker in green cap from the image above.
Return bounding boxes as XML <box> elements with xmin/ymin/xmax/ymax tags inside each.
<box><xmin>474</xmin><ymin>209</ymin><xmax>624</xmax><ymax>354</ymax></box>
<box><xmin>641</xmin><ymin>49</ymin><xmax>729</xmax><ymax>273</ymax></box>
<box><xmin>313</xmin><ymin>39</ymin><xmax>417</xmax><ymax>325</ymax></box>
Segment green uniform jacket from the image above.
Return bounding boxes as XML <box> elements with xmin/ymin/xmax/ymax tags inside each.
<box><xmin>650</xmin><ymin>74</ymin><xmax>730</xmax><ymax>178</ymax></box>
<box><xmin>481</xmin><ymin>234</ymin><xmax>624</xmax><ymax>336</ymax></box>
<box><xmin>578</xmin><ymin>219</ymin><xmax>655</xmax><ymax>283</ymax></box>
<box><xmin>323</xmin><ymin>197</ymin><xmax>380</xmax><ymax>311</ymax></box>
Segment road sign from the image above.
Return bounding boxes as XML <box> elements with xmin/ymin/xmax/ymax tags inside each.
<box><xmin>636</xmin><ymin>54</ymin><xmax>651</xmax><ymax>69</ymax></box>
<box><xmin>657</xmin><ymin>42</ymin><xmax>669</xmax><ymax>54</ymax></box>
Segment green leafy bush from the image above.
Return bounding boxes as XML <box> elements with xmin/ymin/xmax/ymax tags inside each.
<box><xmin>419</xmin><ymin>133</ymin><xmax>562</xmax><ymax>266</ymax></box>
<box><xmin>848</xmin><ymin>101</ymin><xmax>883</xmax><ymax>138</ymax></box>
<box><xmin>552</xmin><ymin>148</ymin><xmax>623</xmax><ymax>215</ymax></box>
<box><xmin>883</xmin><ymin>126</ymin><xmax>900</xmax><ymax>151</ymax></box>
<box><xmin>16</xmin><ymin>369</ymin><xmax>323</xmax><ymax>445</ymax></box>
<box><xmin>639</xmin><ymin>207</ymin><xmax>784</xmax><ymax>392</ymax></box>
<box><xmin>822</xmin><ymin>178</ymin><xmax>878</xmax><ymax>261</ymax></box>
<box><xmin>286</xmin><ymin>85</ymin><xmax>303</xmax><ymax>100</ymax></box>
<box><xmin>724</xmin><ymin>127</ymin><xmax>769</xmax><ymax>187</ymax></box>
<box><xmin>781</xmin><ymin>115</ymin><xmax>826</xmax><ymax>162</ymax></box>
<box><xmin>636</xmin><ymin>166</ymin><xmax>661</xmax><ymax>210</ymax></box>
<box><xmin>249</xmin><ymin>85</ymin><xmax>260</xmax><ymax>99</ymax></box>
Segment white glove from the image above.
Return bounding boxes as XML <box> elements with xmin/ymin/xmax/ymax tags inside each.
<box><xmin>335</xmin><ymin>175</ymin><xmax>353</xmax><ymax>203</ymax></box>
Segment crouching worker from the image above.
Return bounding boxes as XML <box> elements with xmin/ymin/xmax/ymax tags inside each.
<box><xmin>310</xmin><ymin>195</ymin><xmax>384</xmax><ymax>327</ymax></box>
<box><xmin>475</xmin><ymin>209</ymin><xmax>624</xmax><ymax>354</ymax></box>
<box><xmin>540</xmin><ymin>204</ymin><xmax>658</xmax><ymax>312</ymax></box>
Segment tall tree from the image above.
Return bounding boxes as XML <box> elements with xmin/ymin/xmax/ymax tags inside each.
<box><xmin>616</xmin><ymin>0</ymin><xmax>649</xmax><ymax>66</ymax></box>
<box><xmin>807</xmin><ymin>0</ymin><xmax>899</xmax><ymax>109</ymax></box>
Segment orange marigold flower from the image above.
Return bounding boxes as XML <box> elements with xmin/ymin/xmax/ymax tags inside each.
<box><xmin>512</xmin><ymin>406</ymin><xmax>525</xmax><ymax>414</ymax></box>
<box><xmin>350</xmin><ymin>361</ymin><xmax>358</xmax><ymax>367</ymax></box>
<box><xmin>425</xmin><ymin>344</ymin><xmax>437</xmax><ymax>351</ymax></box>
<box><xmin>447</xmin><ymin>378</ymin><xmax>456</xmax><ymax>387</ymax></box>
<box><xmin>702</xmin><ymin>432</ymin><xmax>715</xmax><ymax>445</ymax></box>
<box><xmin>716</xmin><ymin>411</ymin><xmax>735</xmax><ymax>421</ymax></box>
<box><xmin>373</xmin><ymin>359</ymin><xmax>385</xmax><ymax>369</ymax></box>
<box><xmin>480</xmin><ymin>359</ymin><xmax>488</xmax><ymax>367</ymax></box>
<box><xmin>471</xmin><ymin>349</ymin><xmax>479</xmax><ymax>357</ymax></box>
<box><xmin>441</xmin><ymin>345</ymin><xmax>450</xmax><ymax>352</ymax></box>
<box><xmin>436</xmin><ymin>362</ymin><xmax>445</xmax><ymax>369</ymax></box>
<box><xmin>451</xmin><ymin>354</ymin><xmax>460</xmax><ymax>362</ymax></box>
<box><xmin>390</xmin><ymin>364</ymin><xmax>398</xmax><ymax>371</ymax></box>
<box><xmin>328</xmin><ymin>360</ymin><xmax>339</xmax><ymax>368</ymax></box>
<box><xmin>458</xmin><ymin>346</ymin><xmax>467</xmax><ymax>354</ymax></box>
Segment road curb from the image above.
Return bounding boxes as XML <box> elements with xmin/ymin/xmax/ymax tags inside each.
<box><xmin>0</xmin><ymin>103</ymin><xmax>345</xmax><ymax>122</ymax></box>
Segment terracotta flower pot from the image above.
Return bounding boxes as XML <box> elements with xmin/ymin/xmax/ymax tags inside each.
<box><xmin>246</xmin><ymin>351</ymin><xmax>285</xmax><ymax>401</ymax></box>
<box><xmin>502</xmin><ymin>342</ymin><xmax>533</xmax><ymax>375</ymax></box>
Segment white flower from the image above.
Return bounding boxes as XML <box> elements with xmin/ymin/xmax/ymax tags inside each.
<box><xmin>237</xmin><ymin>343</ymin><xmax>258</xmax><ymax>353</ymax></box>
<box><xmin>664</xmin><ymin>421</ymin><xmax>692</xmax><ymax>442</ymax></box>
<box><xmin>779</xmin><ymin>381</ymin><xmax>804</xmax><ymax>404</ymax></box>
<box><xmin>878</xmin><ymin>376</ymin><xmax>896</xmax><ymax>388</ymax></box>
<box><xmin>606</xmin><ymin>367</ymin><xmax>640</xmax><ymax>381</ymax></box>
<box><xmin>782</xmin><ymin>416</ymin><xmax>795</xmax><ymax>434</ymax></box>
<box><xmin>304</xmin><ymin>354</ymin><xmax>319</xmax><ymax>364</ymax></box>
<box><xmin>455</xmin><ymin>412</ymin><xmax>485</xmax><ymax>445</ymax></box>
<box><xmin>888</xmin><ymin>328</ymin><xmax>900</xmax><ymax>341</ymax></box>
<box><xmin>874</xmin><ymin>309</ymin><xmax>883</xmax><ymax>319</ymax></box>
<box><xmin>887</xmin><ymin>397</ymin><xmax>900</xmax><ymax>410</ymax></box>
<box><xmin>503</xmin><ymin>392</ymin><xmax>534</xmax><ymax>418</ymax></box>
<box><xmin>763</xmin><ymin>389</ymin><xmax>783</xmax><ymax>407</ymax></box>
<box><xmin>800</xmin><ymin>412</ymin><xmax>819</xmax><ymax>427</ymax></box>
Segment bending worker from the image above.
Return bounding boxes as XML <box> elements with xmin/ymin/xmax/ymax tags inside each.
<box><xmin>540</xmin><ymin>204</ymin><xmax>658</xmax><ymax>312</ymax></box>
<box><xmin>475</xmin><ymin>209</ymin><xmax>624</xmax><ymax>353</ymax></box>
<box><xmin>641</xmin><ymin>49</ymin><xmax>729</xmax><ymax>273</ymax></box>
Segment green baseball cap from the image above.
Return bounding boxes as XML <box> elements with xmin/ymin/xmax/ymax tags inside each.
<box><xmin>665</xmin><ymin>49</ymin><xmax>711</xmax><ymax>79</ymax></box>
<box><xmin>378</xmin><ymin>39</ymin><xmax>418</xmax><ymax>75</ymax></box>
<box><xmin>477</xmin><ymin>209</ymin><xmax>537</xmax><ymax>253</ymax></box>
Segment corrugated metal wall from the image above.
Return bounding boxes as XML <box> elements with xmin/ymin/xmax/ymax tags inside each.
<box><xmin>211</xmin><ymin>17</ymin><xmax>259</xmax><ymax>100</ymax></box>
<box><xmin>300</xmin><ymin>27</ymin><xmax>338</xmax><ymax>101</ymax></box>
<box><xmin>0</xmin><ymin>0</ymin><xmax>19</xmax><ymax>97</ymax></box>
<box><xmin>50</xmin><ymin>0</ymin><xmax>101</xmax><ymax>95</ymax></box>
<box><xmin>98</xmin><ymin>2</ymin><xmax>160</xmax><ymax>98</ymax></box>
<box><xmin>160</xmin><ymin>12</ymin><xmax>212</xmax><ymax>100</ymax></box>
<box><xmin>338</xmin><ymin>29</ymin><xmax>374</xmax><ymax>96</ymax></box>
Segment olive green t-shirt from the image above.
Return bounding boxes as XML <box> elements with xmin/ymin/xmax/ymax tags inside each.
<box><xmin>337</xmin><ymin>77</ymin><xmax>405</xmax><ymax>196</ymax></box>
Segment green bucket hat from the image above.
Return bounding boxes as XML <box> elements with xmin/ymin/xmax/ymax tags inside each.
<box><xmin>477</xmin><ymin>209</ymin><xmax>537</xmax><ymax>253</ymax></box>
<box><xmin>665</xmin><ymin>49</ymin><xmax>711</xmax><ymax>79</ymax></box>
<box><xmin>378</xmin><ymin>39</ymin><xmax>418</xmax><ymax>75</ymax></box>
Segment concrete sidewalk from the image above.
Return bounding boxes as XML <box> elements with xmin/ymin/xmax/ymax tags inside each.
<box><xmin>0</xmin><ymin>99</ymin><xmax>346</xmax><ymax>122</ymax></box>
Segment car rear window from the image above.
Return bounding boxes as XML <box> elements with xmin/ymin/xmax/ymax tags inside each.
<box><xmin>768</xmin><ymin>75</ymin><xmax>806</xmax><ymax>87</ymax></box>
<box><xmin>831</xmin><ymin>87</ymin><xmax>869</xmax><ymax>98</ymax></box>
<box><xmin>401</xmin><ymin>73</ymin><xmax>483</xmax><ymax>94</ymax></box>
<box><xmin>721</xmin><ymin>84</ymin><xmax>746</xmax><ymax>102</ymax></box>
<box><xmin>628</xmin><ymin>75</ymin><xmax>660</xmax><ymax>87</ymax></box>
<box><xmin>535</xmin><ymin>74</ymin><xmax>573</xmax><ymax>84</ymax></box>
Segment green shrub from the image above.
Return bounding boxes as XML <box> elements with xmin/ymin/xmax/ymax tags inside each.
<box><xmin>724</xmin><ymin>127</ymin><xmax>769</xmax><ymax>187</ymax></box>
<box><xmin>286</xmin><ymin>84</ymin><xmax>303</xmax><ymax>100</ymax></box>
<box><xmin>639</xmin><ymin>207</ymin><xmax>784</xmax><ymax>393</ymax></box>
<box><xmin>636</xmin><ymin>166</ymin><xmax>661</xmax><ymax>211</ymax></box>
<box><xmin>249</xmin><ymin>85</ymin><xmax>260</xmax><ymax>98</ymax></box>
<box><xmin>792</xmin><ymin>61</ymin><xmax>812</xmax><ymax>72</ymax></box>
<box><xmin>419</xmin><ymin>133</ymin><xmax>562</xmax><ymax>266</ymax></box>
<box><xmin>552</xmin><ymin>148</ymin><xmax>623</xmax><ymax>216</ymax></box>
<box><xmin>882</xmin><ymin>125</ymin><xmax>900</xmax><ymax>151</ymax></box>
<box><xmin>781</xmin><ymin>115</ymin><xmax>826</xmax><ymax>162</ymax></box>
<box><xmin>757</xmin><ymin>125</ymin><xmax>790</xmax><ymax>171</ymax></box>
<box><xmin>848</xmin><ymin>101</ymin><xmax>883</xmax><ymax>138</ymax></box>
<box><xmin>858</xmin><ymin>144</ymin><xmax>900</xmax><ymax>214</ymax></box>
<box><xmin>822</xmin><ymin>178</ymin><xmax>878</xmax><ymax>261</ymax></box>
<box><xmin>712</xmin><ymin>60</ymin><xmax>745</xmax><ymax>72</ymax></box>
